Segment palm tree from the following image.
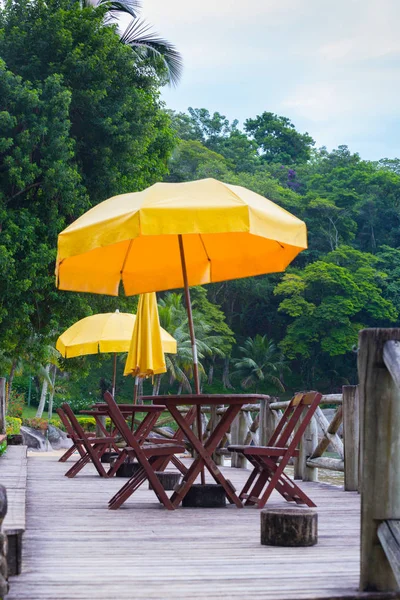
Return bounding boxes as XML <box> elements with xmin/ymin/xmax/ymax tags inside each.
<box><xmin>88</xmin><ymin>0</ymin><xmax>183</xmax><ymax>86</ymax></box>
<box><xmin>158</xmin><ymin>293</ymin><xmax>225</xmax><ymax>393</ymax></box>
<box><xmin>233</xmin><ymin>335</ymin><xmax>289</xmax><ymax>394</ymax></box>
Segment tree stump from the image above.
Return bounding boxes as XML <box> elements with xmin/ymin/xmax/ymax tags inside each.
<box><xmin>100</xmin><ymin>451</ymin><xmax>119</xmax><ymax>464</ymax></box>
<box><xmin>261</xmin><ymin>508</ymin><xmax>318</xmax><ymax>547</ymax></box>
<box><xmin>182</xmin><ymin>484</ymin><xmax>226</xmax><ymax>508</ymax></box>
<box><xmin>149</xmin><ymin>472</ymin><xmax>181</xmax><ymax>491</ymax></box>
<box><xmin>109</xmin><ymin>457</ymin><xmax>142</xmax><ymax>478</ymax></box>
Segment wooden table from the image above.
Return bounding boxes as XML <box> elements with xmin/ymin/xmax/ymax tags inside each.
<box><xmin>145</xmin><ymin>395</ymin><xmax>263</xmax><ymax>508</ymax></box>
<box><xmin>84</xmin><ymin>404</ymin><xmax>165</xmax><ymax>444</ymax></box>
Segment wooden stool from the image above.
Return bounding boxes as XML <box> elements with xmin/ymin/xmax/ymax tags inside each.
<box><xmin>261</xmin><ymin>508</ymin><xmax>318</xmax><ymax>546</ymax></box>
<box><xmin>182</xmin><ymin>484</ymin><xmax>226</xmax><ymax>508</ymax></box>
<box><xmin>149</xmin><ymin>471</ymin><xmax>181</xmax><ymax>491</ymax></box>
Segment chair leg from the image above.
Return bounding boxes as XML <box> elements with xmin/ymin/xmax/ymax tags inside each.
<box><xmin>58</xmin><ymin>444</ymin><xmax>77</xmax><ymax>462</ymax></box>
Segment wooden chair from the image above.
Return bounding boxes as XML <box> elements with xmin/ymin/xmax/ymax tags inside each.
<box><xmin>103</xmin><ymin>392</ymin><xmax>185</xmax><ymax>510</ymax></box>
<box><xmin>60</xmin><ymin>403</ymin><xmax>117</xmax><ymax>478</ymax></box>
<box><xmin>56</xmin><ymin>407</ymin><xmax>86</xmax><ymax>463</ymax></box>
<box><xmin>228</xmin><ymin>391</ymin><xmax>322</xmax><ymax>508</ymax></box>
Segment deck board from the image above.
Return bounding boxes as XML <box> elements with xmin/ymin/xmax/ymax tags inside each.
<box><xmin>7</xmin><ymin>452</ymin><xmax>364</xmax><ymax>600</ymax></box>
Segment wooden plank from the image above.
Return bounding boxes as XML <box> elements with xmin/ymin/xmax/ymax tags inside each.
<box><xmin>310</xmin><ymin>407</ymin><xmax>344</xmax><ymax>460</ymax></box>
<box><xmin>377</xmin><ymin>520</ymin><xmax>400</xmax><ymax>587</ymax></box>
<box><xmin>342</xmin><ymin>386</ymin><xmax>360</xmax><ymax>492</ymax></box>
<box><xmin>5</xmin><ymin>450</ymin><xmax>369</xmax><ymax>600</ymax></box>
<box><xmin>1</xmin><ymin>445</ymin><xmax>28</xmax><ymax>576</ymax></box>
<box><xmin>358</xmin><ymin>328</ymin><xmax>400</xmax><ymax>593</ymax></box>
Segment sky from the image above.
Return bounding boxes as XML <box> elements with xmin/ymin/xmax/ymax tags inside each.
<box><xmin>139</xmin><ymin>0</ymin><xmax>400</xmax><ymax>161</ymax></box>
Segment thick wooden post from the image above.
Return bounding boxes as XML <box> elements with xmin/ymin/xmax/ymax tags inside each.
<box><xmin>0</xmin><ymin>379</ymin><xmax>6</xmax><ymax>435</ymax></box>
<box><xmin>297</xmin><ymin>416</ymin><xmax>318</xmax><ymax>482</ymax></box>
<box><xmin>342</xmin><ymin>385</ymin><xmax>359</xmax><ymax>492</ymax></box>
<box><xmin>358</xmin><ymin>329</ymin><xmax>400</xmax><ymax>592</ymax></box>
<box><xmin>259</xmin><ymin>399</ymin><xmax>278</xmax><ymax>446</ymax></box>
<box><xmin>231</xmin><ymin>411</ymin><xmax>247</xmax><ymax>468</ymax></box>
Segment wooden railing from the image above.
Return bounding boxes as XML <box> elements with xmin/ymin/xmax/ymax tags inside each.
<box><xmin>358</xmin><ymin>329</ymin><xmax>400</xmax><ymax>593</ymax></box>
<box><xmin>157</xmin><ymin>392</ymin><xmax>360</xmax><ymax>491</ymax></box>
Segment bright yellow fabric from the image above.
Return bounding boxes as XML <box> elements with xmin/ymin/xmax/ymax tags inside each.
<box><xmin>123</xmin><ymin>293</ymin><xmax>166</xmax><ymax>377</ymax></box>
<box><xmin>56</xmin><ymin>311</ymin><xmax>176</xmax><ymax>358</ymax></box>
<box><xmin>56</xmin><ymin>178</ymin><xmax>307</xmax><ymax>295</ymax></box>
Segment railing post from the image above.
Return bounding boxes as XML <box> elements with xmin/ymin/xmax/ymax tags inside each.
<box><xmin>259</xmin><ymin>398</ymin><xmax>278</xmax><ymax>446</ymax></box>
<box><xmin>342</xmin><ymin>385</ymin><xmax>359</xmax><ymax>492</ymax></box>
<box><xmin>0</xmin><ymin>379</ymin><xmax>6</xmax><ymax>435</ymax></box>
<box><xmin>231</xmin><ymin>411</ymin><xmax>247</xmax><ymax>468</ymax></box>
<box><xmin>358</xmin><ymin>328</ymin><xmax>400</xmax><ymax>592</ymax></box>
<box><xmin>297</xmin><ymin>416</ymin><xmax>318</xmax><ymax>482</ymax></box>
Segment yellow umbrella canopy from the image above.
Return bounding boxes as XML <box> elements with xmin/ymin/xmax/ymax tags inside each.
<box><xmin>56</xmin><ymin>178</ymin><xmax>307</xmax><ymax>296</ymax></box>
<box><xmin>56</xmin><ymin>311</ymin><xmax>177</xmax><ymax>358</ymax></box>
<box><xmin>123</xmin><ymin>293</ymin><xmax>166</xmax><ymax>379</ymax></box>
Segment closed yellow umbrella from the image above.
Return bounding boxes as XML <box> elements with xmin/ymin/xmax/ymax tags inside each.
<box><xmin>56</xmin><ymin>310</ymin><xmax>176</xmax><ymax>396</ymax></box>
<box><xmin>123</xmin><ymin>293</ymin><xmax>166</xmax><ymax>378</ymax></box>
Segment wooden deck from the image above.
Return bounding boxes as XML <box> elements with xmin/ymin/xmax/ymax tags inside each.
<box><xmin>6</xmin><ymin>452</ymin><xmax>370</xmax><ymax>600</ymax></box>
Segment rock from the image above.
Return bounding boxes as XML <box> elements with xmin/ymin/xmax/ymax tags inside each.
<box><xmin>47</xmin><ymin>425</ymin><xmax>72</xmax><ymax>450</ymax></box>
<box><xmin>20</xmin><ymin>427</ymin><xmax>49</xmax><ymax>451</ymax></box>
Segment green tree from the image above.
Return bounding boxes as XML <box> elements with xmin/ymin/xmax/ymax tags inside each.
<box><xmin>274</xmin><ymin>247</ymin><xmax>397</xmax><ymax>385</ymax></box>
<box><xmin>232</xmin><ymin>335</ymin><xmax>288</xmax><ymax>393</ymax></box>
<box><xmin>244</xmin><ymin>112</ymin><xmax>314</xmax><ymax>165</ymax></box>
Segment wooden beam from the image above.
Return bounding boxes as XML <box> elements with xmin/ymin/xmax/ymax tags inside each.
<box><xmin>342</xmin><ymin>385</ymin><xmax>360</xmax><ymax>492</ymax></box>
<box><xmin>0</xmin><ymin>378</ymin><xmax>5</xmax><ymax>435</ymax></box>
<box><xmin>358</xmin><ymin>328</ymin><xmax>400</xmax><ymax>592</ymax></box>
<box><xmin>377</xmin><ymin>520</ymin><xmax>400</xmax><ymax>588</ymax></box>
<box><xmin>309</xmin><ymin>406</ymin><xmax>344</xmax><ymax>459</ymax></box>
<box><xmin>306</xmin><ymin>457</ymin><xmax>344</xmax><ymax>472</ymax></box>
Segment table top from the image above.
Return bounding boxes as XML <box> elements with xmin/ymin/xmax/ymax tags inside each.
<box><xmin>143</xmin><ymin>394</ymin><xmax>266</xmax><ymax>406</ymax></box>
<box><xmin>91</xmin><ymin>403</ymin><xmax>165</xmax><ymax>413</ymax></box>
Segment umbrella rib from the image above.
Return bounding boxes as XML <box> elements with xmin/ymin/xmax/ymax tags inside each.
<box><xmin>120</xmin><ymin>239</ymin><xmax>134</xmax><ymax>278</ymax></box>
<box><xmin>199</xmin><ymin>234</ymin><xmax>212</xmax><ymax>280</ymax></box>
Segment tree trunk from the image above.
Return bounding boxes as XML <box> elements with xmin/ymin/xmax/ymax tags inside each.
<box><xmin>222</xmin><ymin>357</ymin><xmax>234</xmax><ymax>389</ymax></box>
<box><xmin>177</xmin><ymin>382</ymin><xmax>183</xmax><ymax>395</ymax></box>
<box><xmin>6</xmin><ymin>358</ymin><xmax>18</xmax><ymax>409</ymax></box>
<box><xmin>36</xmin><ymin>364</ymin><xmax>50</xmax><ymax>418</ymax></box>
<box><xmin>208</xmin><ymin>360</ymin><xmax>215</xmax><ymax>385</ymax></box>
<box><xmin>152</xmin><ymin>374</ymin><xmax>162</xmax><ymax>396</ymax></box>
<box><xmin>47</xmin><ymin>365</ymin><xmax>57</xmax><ymax>420</ymax></box>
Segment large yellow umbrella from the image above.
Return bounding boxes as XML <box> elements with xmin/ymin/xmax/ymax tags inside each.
<box><xmin>56</xmin><ymin>310</ymin><xmax>176</xmax><ymax>396</ymax></box>
<box><xmin>56</xmin><ymin>178</ymin><xmax>307</xmax><ymax>472</ymax></box>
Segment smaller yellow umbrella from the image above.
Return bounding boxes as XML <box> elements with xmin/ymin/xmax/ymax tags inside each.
<box><xmin>124</xmin><ymin>292</ymin><xmax>166</xmax><ymax>380</ymax></box>
<box><xmin>56</xmin><ymin>310</ymin><xmax>175</xmax><ymax>396</ymax></box>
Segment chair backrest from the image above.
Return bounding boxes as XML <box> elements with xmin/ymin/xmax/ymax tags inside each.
<box><xmin>57</xmin><ymin>407</ymin><xmax>78</xmax><ymax>440</ymax></box>
<box><xmin>103</xmin><ymin>391</ymin><xmax>137</xmax><ymax>448</ymax></box>
<box><xmin>269</xmin><ymin>391</ymin><xmax>322</xmax><ymax>449</ymax></box>
<box><xmin>61</xmin><ymin>403</ymin><xmax>88</xmax><ymax>440</ymax></box>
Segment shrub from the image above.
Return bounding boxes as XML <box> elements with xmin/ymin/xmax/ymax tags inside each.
<box><xmin>49</xmin><ymin>417</ymin><xmax>64</xmax><ymax>431</ymax></box>
<box><xmin>7</xmin><ymin>391</ymin><xmax>25</xmax><ymax>419</ymax></box>
<box><xmin>75</xmin><ymin>417</ymin><xmax>96</xmax><ymax>432</ymax></box>
<box><xmin>6</xmin><ymin>416</ymin><xmax>22</xmax><ymax>435</ymax></box>
<box><xmin>23</xmin><ymin>417</ymin><xmax>48</xmax><ymax>432</ymax></box>
<box><xmin>0</xmin><ymin>440</ymin><xmax>7</xmax><ymax>456</ymax></box>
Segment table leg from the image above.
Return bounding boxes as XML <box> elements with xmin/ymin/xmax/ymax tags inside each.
<box><xmin>167</xmin><ymin>405</ymin><xmax>243</xmax><ymax>508</ymax></box>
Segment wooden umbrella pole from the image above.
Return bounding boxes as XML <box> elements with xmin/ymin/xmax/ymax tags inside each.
<box><xmin>112</xmin><ymin>353</ymin><xmax>117</xmax><ymax>398</ymax></box>
<box><xmin>178</xmin><ymin>235</ymin><xmax>205</xmax><ymax>484</ymax></box>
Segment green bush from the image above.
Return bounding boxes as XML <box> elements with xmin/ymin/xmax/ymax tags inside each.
<box><xmin>0</xmin><ymin>440</ymin><xmax>7</xmax><ymax>456</ymax></box>
<box><xmin>23</xmin><ymin>417</ymin><xmax>48</xmax><ymax>431</ymax></box>
<box><xmin>7</xmin><ymin>391</ymin><xmax>25</xmax><ymax>419</ymax></box>
<box><xmin>75</xmin><ymin>417</ymin><xmax>96</xmax><ymax>432</ymax></box>
<box><xmin>49</xmin><ymin>417</ymin><xmax>64</xmax><ymax>431</ymax></box>
<box><xmin>6</xmin><ymin>416</ymin><xmax>22</xmax><ymax>435</ymax></box>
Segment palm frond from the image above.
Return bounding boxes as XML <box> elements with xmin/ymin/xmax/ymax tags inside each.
<box><xmin>99</xmin><ymin>0</ymin><xmax>141</xmax><ymax>20</ymax></box>
<box><xmin>120</xmin><ymin>18</ymin><xmax>183</xmax><ymax>86</ymax></box>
